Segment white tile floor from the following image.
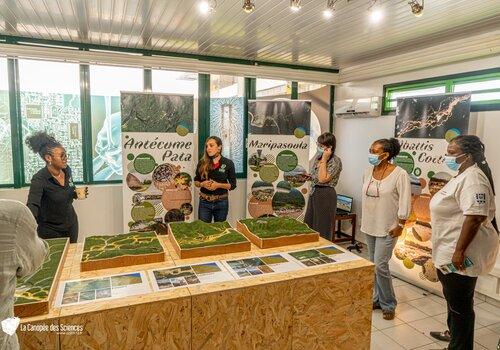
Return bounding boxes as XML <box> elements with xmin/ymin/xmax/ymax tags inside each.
<box><xmin>370</xmin><ymin>277</ymin><xmax>500</xmax><ymax>350</ymax></box>
<box><xmin>337</xmin><ymin>242</ymin><xmax>500</xmax><ymax>349</ymax></box>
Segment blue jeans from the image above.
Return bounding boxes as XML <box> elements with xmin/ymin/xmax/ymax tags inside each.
<box><xmin>365</xmin><ymin>234</ymin><xmax>398</xmax><ymax>312</ymax></box>
<box><xmin>198</xmin><ymin>199</ymin><xmax>229</xmax><ymax>223</ymax></box>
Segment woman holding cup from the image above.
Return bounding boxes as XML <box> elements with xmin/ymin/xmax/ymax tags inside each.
<box><xmin>26</xmin><ymin>131</ymin><xmax>87</xmax><ymax>243</ymax></box>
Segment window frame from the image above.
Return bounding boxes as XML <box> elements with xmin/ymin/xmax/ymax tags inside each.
<box><xmin>1</xmin><ymin>41</ymin><xmax>333</xmax><ymax>188</ymax></box>
<box><xmin>383</xmin><ymin>68</ymin><xmax>500</xmax><ymax>115</ymax></box>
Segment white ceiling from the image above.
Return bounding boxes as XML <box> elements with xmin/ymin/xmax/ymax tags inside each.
<box><xmin>0</xmin><ymin>0</ymin><xmax>499</xmax><ymax>71</ymax></box>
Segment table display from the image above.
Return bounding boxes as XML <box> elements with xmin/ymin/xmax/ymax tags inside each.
<box><xmin>168</xmin><ymin>220</ymin><xmax>251</xmax><ymax>258</ymax></box>
<box><xmin>14</xmin><ymin>238</ymin><xmax>69</xmax><ymax>317</ymax></box>
<box><xmin>80</xmin><ymin>231</ymin><xmax>165</xmax><ymax>271</ymax></box>
<box><xmin>236</xmin><ymin>216</ymin><xmax>319</xmax><ymax>248</ymax></box>
<box><xmin>17</xmin><ymin>235</ymin><xmax>373</xmax><ymax>350</ymax></box>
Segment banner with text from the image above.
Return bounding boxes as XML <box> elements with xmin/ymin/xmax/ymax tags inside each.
<box><xmin>121</xmin><ymin>92</ymin><xmax>195</xmax><ymax>233</ymax></box>
<box><xmin>246</xmin><ymin>100</ymin><xmax>311</xmax><ymax>219</ymax></box>
<box><xmin>390</xmin><ymin>93</ymin><xmax>471</xmax><ymax>294</ymax></box>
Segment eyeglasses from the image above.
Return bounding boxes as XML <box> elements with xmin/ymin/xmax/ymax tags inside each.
<box><xmin>53</xmin><ymin>152</ymin><xmax>67</xmax><ymax>160</ymax></box>
<box><xmin>365</xmin><ymin>178</ymin><xmax>380</xmax><ymax>198</ymax></box>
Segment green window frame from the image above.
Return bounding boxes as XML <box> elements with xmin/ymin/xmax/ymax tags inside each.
<box><xmin>383</xmin><ymin>68</ymin><xmax>500</xmax><ymax>115</ymax></box>
<box><xmin>1</xmin><ymin>37</ymin><xmax>334</xmax><ymax>188</ymax></box>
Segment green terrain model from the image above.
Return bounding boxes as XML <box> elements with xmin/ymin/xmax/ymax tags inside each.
<box><xmin>239</xmin><ymin>217</ymin><xmax>316</xmax><ymax>238</ymax></box>
<box><xmin>82</xmin><ymin>231</ymin><xmax>164</xmax><ymax>261</ymax></box>
<box><xmin>15</xmin><ymin>238</ymin><xmax>68</xmax><ymax>305</ymax></box>
<box><xmin>169</xmin><ymin>221</ymin><xmax>248</xmax><ymax>249</ymax></box>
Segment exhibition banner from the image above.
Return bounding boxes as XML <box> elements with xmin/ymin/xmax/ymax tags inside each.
<box><xmin>246</xmin><ymin>100</ymin><xmax>311</xmax><ymax>219</ymax></box>
<box><xmin>390</xmin><ymin>93</ymin><xmax>471</xmax><ymax>294</ymax></box>
<box><xmin>121</xmin><ymin>92</ymin><xmax>195</xmax><ymax>233</ymax></box>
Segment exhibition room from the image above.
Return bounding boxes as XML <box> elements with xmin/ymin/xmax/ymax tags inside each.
<box><xmin>0</xmin><ymin>0</ymin><xmax>499</xmax><ymax>349</ymax></box>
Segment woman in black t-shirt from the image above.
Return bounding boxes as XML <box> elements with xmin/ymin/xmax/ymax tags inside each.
<box><xmin>25</xmin><ymin>132</ymin><xmax>87</xmax><ymax>243</ymax></box>
<box><xmin>194</xmin><ymin>136</ymin><xmax>236</xmax><ymax>222</ymax></box>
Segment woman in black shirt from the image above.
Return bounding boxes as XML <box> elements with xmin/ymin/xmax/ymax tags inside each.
<box><xmin>194</xmin><ymin>136</ymin><xmax>236</xmax><ymax>222</ymax></box>
<box><xmin>26</xmin><ymin>132</ymin><xmax>87</xmax><ymax>243</ymax></box>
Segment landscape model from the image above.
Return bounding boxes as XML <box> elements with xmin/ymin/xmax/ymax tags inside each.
<box><xmin>80</xmin><ymin>231</ymin><xmax>165</xmax><ymax>272</ymax></box>
<box><xmin>237</xmin><ymin>217</ymin><xmax>319</xmax><ymax>248</ymax></box>
<box><xmin>168</xmin><ymin>220</ymin><xmax>251</xmax><ymax>259</ymax></box>
<box><xmin>14</xmin><ymin>238</ymin><xmax>69</xmax><ymax>317</ymax></box>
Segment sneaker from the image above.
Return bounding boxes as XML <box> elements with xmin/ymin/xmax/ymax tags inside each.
<box><xmin>382</xmin><ymin>310</ymin><xmax>395</xmax><ymax>320</ymax></box>
<box><xmin>429</xmin><ymin>330</ymin><xmax>451</xmax><ymax>342</ymax></box>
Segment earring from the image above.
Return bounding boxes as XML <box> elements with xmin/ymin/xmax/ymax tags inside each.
<box><xmin>49</xmin><ymin>161</ymin><xmax>52</xmax><ymax>166</ymax></box>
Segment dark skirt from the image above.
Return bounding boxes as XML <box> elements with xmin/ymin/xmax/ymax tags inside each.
<box><xmin>304</xmin><ymin>186</ymin><xmax>337</xmax><ymax>241</ymax></box>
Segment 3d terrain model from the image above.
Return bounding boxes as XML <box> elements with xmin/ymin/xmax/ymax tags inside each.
<box><xmin>237</xmin><ymin>217</ymin><xmax>319</xmax><ymax>248</ymax></box>
<box><xmin>80</xmin><ymin>231</ymin><xmax>165</xmax><ymax>271</ymax></box>
<box><xmin>168</xmin><ymin>221</ymin><xmax>251</xmax><ymax>259</ymax></box>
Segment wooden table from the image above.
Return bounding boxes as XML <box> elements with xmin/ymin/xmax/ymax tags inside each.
<box><xmin>18</xmin><ymin>236</ymin><xmax>374</xmax><ymax>350</ymax></box>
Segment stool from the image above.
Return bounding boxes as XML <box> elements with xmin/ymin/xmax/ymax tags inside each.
<box><xmin>332</xmin><ymin>213</ymin><xmax>362</xmax><ymax>253</ymax></box>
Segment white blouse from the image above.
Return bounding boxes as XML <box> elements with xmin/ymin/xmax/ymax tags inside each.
<box><xmin>361</xmin><ymin>166</ymin><xmax>412</xmax><ymax>237</ymax></box>
<box><xmin>430</xmin><ymin>164</ymin><xmax>499</xmax><ymax>277</ymax></box>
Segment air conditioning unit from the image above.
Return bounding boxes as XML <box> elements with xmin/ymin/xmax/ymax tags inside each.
<box><xmin>334</xmin><ymin>97</ymin><xmax>382</xmax><ymax>118</ymax></box>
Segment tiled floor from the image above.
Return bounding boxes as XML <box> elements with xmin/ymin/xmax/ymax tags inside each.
<box><xmin>336</xmin><ymin>242</ymin><xmax>500</xmax><ymax>350</ymax></box>
<box><xmin>370</xmin><ymin>277</ymin><xmax>500</xmax><ymax>350</ymax></box>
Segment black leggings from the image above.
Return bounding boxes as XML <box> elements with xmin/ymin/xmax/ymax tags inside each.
<box><xmin>437</xmin><ymin>270</ymin><xmax>477</xmax><ymax>350</ymax></box>
<box><xmin>38</xmin><ymin>221</ymin><xmax>79</xmax><ymax>243</ymax></box>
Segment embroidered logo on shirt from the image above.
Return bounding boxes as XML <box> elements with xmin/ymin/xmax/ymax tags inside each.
<box><xmin>475</xmin><ymin>193</ymin><xmax>486</xmax><ymax>205</ymax></box>
<box><xmin>219</xmin><ymin>164</ymin><xmax>226</xmax><ymax>172</ymax></box>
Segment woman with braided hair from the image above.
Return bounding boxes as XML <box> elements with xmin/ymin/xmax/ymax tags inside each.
<box><xmin>429</xmin><ymin>135</ymin><xmax>499</xmax><ymax>350</ymax></box>
<box><xmin>25</xmin><ymin>131</ymin><xmax>87</xmax><ymax>243</ymax></box>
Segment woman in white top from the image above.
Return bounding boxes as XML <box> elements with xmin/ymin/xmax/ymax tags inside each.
<box><xmin>429</xmin><ymin>135</ymin><xmax>498</xmax><ymax>350</ymax></box>
<box><xmin>361</xmin><ymin>138</ymin><xmax>411</xmax><ymax>320</ymax></box>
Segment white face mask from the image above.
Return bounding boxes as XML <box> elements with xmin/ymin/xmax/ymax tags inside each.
<box><xmin>317</xmin><ymin>146</ymin><xmax>325</xmax><ymax>156</ymax></box>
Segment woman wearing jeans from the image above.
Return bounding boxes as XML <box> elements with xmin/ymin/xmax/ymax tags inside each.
<box><xmin>194</xmin><ymin>136</ymin><xmax>236</xmax><ymax>222</ymax></box>
<box><xmin>361</xmin><ymin>138</ymin><xmax>411</xmax><ymax>320</ymax></box>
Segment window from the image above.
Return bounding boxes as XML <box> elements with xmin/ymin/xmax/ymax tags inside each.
<box><xmin>90</xmin><ymin>65</ymin><xmax>143</xmax><ymax>181</ymax></box>
<box><xmin>210</xmin><ymin>75</ymin><xmax>245</xmax><ymax>174</ymax></box>
<box><xmin>383</xmin><ymin>69</ymin><xmax>500</xmax><ymax>114</ymax></box>
<box><xmin>19</xmin><ymin>59</ymin><xmax>83</xmax><ymax>182</ymax></box>
<box><xmin>298</xmin><ymin>83</ymin><xmax>330</xmax><ymax>161</ymax></box>
<box><xmin>453</xmin><ymin>78</ymin><xmax>500</xmax><ymax>102</ymax></box>
<box><xmin>256</xmin><ymin>79</ymin><xmax>292</xmax><ymax>99</ymax></box>
<box><xmin>0</xmin><ymin>58</ymin><xmax>13</xmax><ymax>185</ymax></box>
<box><xmin>385</xmin><ymin>85</ymin><xmax>446</xmax><ymax>112</ymax></box>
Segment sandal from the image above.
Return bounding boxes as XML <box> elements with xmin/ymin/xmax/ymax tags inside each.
<box><xmin>382</xmin><ymin>310</ymin><xmax>395</xmax><ymax>320</ymax></box>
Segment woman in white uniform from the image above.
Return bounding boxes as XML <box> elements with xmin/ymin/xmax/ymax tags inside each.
<box><xmin>429</xmin><ymin>135</ymin><xmax>498</xmax><ymax>350</ymax></box>
<box><xmin>361</xmin><ymin>138</ymin><xmax>411</xmax><ymax>320</ymax></box>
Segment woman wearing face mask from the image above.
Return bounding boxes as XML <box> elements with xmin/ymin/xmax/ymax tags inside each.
<box><xmin>194</xmin><ymin>136</ymin><xmax>236</xmax><ymax>223</ymax></box>
<box><xmin>25</xmin><ymin>131</ymin><xmax>87</xmax><ymax>243</ymax></box>
<box><xmin>428</xmin><ymin>135</ymin><xmax>498</xmax><ymax>350</ymax></box>
<box><xmin>304</xmin><ymin>132</ymin><xmax>342</xmax><ymax>240</ymax></box>
<box><xmin>361</xmin><ymin>138</ymin><xmax>411</xmax><ymax>321</ymax></box>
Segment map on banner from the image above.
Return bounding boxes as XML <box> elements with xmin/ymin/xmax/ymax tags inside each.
<box><xmin>391</xmin><ymin>93</ymin><xmax>471</xmax><ymax>294</ymax></box>
<box><xmin>222</xmin><ymin>253</ymin><xmax>302</xmax><ymax>279</ymax></box>
<box><xmin>246</xmin><ymin>100</ymin><xmax>311</xmax><ymax>220</ymax></box>
<box><xmin>56</xmin><ymin>271</ymin><xmax>151</xmax><ymax>307</ymax></box>
<box><xmin>148</xmin><ymin>261</ymin><xmax>233</xmax><ymax>291</ymax></box>
<box><xmin>121</xmin><ymin>92</ymin><xmax>195</xmax><ymax>234</ymax></box>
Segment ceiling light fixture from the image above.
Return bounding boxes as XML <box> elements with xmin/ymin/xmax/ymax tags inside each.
<box><xmin>409</xmin><ymin>0</ymin><xmax>424</xmax><ymax>17</ymax></box>
<box><xmin>198</xmin><ymin>0</ymin><xmax>217</xmax><ymax>14</ymax></box>
<box><xmin>368</xmin><ymin>0</ymin><xmax>383</xmax><ymax>23</ymax></box>
<box><xmin>290</xmin><ymin>0</ymin><xmax>302</xmax><ymax>12</ymax></box>
<box><xmin>323</xmin><ymin>0</ymin><xmax>336</xmax><ymax>19</ymax></box>
<box><xmin>242</xmin><ymin>0</ymin><xmax>255</xmax><ymax>13</ymax></box>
